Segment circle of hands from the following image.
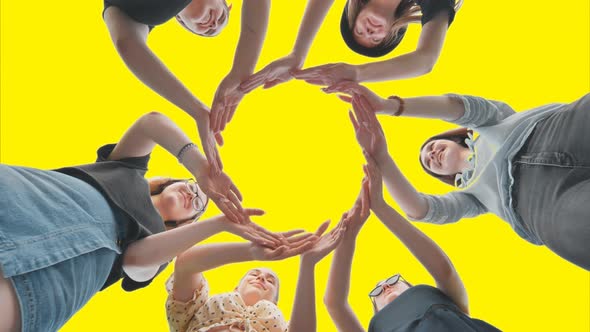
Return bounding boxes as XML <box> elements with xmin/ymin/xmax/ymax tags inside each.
<box><xmin>194</xmin><ymin>55</ymin><xmax>400</xmax><ymax>260</ymax></box>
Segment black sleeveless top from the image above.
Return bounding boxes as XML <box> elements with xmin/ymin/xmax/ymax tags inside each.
<box><xmin>55</xmin><ymin>144</ymin><xmax>168</xmax><ymax>292</ymax></box>
<box><xmin>368</xmin><ymin>285</ymin><xmax>501</xmax><ymax>332</ymax></box>
<box><xmin>103</xmin><ymin>0</ymin><xmax>192</xmax><ymax>29</ymax></box>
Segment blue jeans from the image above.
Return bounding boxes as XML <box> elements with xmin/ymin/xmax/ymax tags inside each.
<box><xmin>512</xmin><ymin>94</ymin><xmax>590</xmax><ymax>270</ymax></box>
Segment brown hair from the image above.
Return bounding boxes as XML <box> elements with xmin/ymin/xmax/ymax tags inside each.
<box><xmin>148</xmin><ymin>177</ymin><xmax>199</xmax><ymax>229</ymax></box>
<box><xmin>418</xmin><ymin>127</ymin><xmax>472</xmax><ymax>187</ymax></box>
<box><xmin>346</xmin><ymin>0</ymin><xmax>463</xmax><ymax>50</ymax></box>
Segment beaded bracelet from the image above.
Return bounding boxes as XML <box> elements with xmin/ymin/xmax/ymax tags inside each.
<box><xmin>387</xmin><ymin>96</ymin><xmax>405</xmax><ymax>116</ymax></box>
<box><xmin>176</xmin><ymin>142</ymin><xmax>196</xmax><ymax>163</ymax></box>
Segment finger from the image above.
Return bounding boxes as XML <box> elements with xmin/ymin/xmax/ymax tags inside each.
<box><xmin>348</xmin><ymin>110</ymin><xmax>359</xmax><ymax>131</ymax></box>
<box><xmin>210</xmin><ymin>105</ymin><xmax>220</xmax><ymax>132</ymax></box>
<box><xmin>214</xmin><ymin>147</ymin><xmax>223</xmax><ymax>173</ymax></box>
<box><xmin>315</xmin><ymin>220</ymin><xmax>331</xmax><ymax>237</ymax></box>
<box><xmin>219</xmin><ymin>201</ymin><xmax>240</xmax><ymax>223</ymax></box>
<box><xmin>263</xmin><ymin>79</ymin><xmax>283</xmax><ymax>89</ymax></box>
<box><xmin>244</xmin><ymin>208</ymin><xmax>265</xmax><ymax>216</ymax></box>
<box><xmin>226</xmin><ymin>103</ymin><xmax>239</xmax><ymax>125</ymax></box>
<box><xmin>290</xmin><ymin>67</ymin><xmax>321</xmax><ymax>78</ymax></box>
<box><xmin>245</xmin><ymin>231</ymin><xmax>275</xmax><ymax>248</ymax></box>
<box><xmin>352</xmin><ymin>95</ymin><xmax>370</xmax><ymax>124</ymax></box>
<box><xmin>227</xmin><ymin>191</ymin><xmax>243</xmax><ymax>213</ymax></box>
<box><xmin>280</xmin><ymin>229</ymin><xmax>305</xmax><ymax>237</ymax></box>
<box><xmin>214</xmin><ymin>132</ymin><xmax>224</xmax><ymax>146</ymax></box>
<box><xmin>281</xmin><ymin>241</ymin><xmax>315</xmax><ymax>259</ymax></box>
<box><xmin>238</xmin><ymin>71</ymin><xmax>267</xmax><ymax>93</ymax></box>
<box><xmin>304</xmin><ymin>79</ymin><xmax>329</xmax><ymax>86</ymax></box>
<box><xmin>230</xmin><ymin>182</ymin><xmax>243</xmax><ymax>201</ymax></box>
<box><xmin>283</xmin><ymin>232</ymin><xmax>315</xmax><ymax>245</ymax></box>
<box><xmin>338</xmin><ymin>95</ymin><xmax>353</xmax><ymax>103</ymax></box>
<box><xmin>269</xmin><ymin>246</ymin><xmax>287</xmax><ymax>259</ymax></box>
<box><xmin>361</xmin><ymin>178</ymin><xmax>371</xmax><ymax>215</ymax></box>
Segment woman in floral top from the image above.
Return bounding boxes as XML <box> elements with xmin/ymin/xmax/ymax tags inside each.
<box><xmin>166</xmin><ymin>180</ymin><xmax>369</xmax><ymax>332</ymax></box>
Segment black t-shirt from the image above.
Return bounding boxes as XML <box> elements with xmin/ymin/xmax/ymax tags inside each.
<box><xmin>416</xmin><ymin>0</ymin><xmax>456</xmax><ymax>27</ymax></box>
<box><xmin>54</xmin><ymin>144</ymin><xmax>168</xmax><ymax>292</ymax></box>
<box><xmin>103</xmin><ymin>0</ymin><xmax>191</xmax><ymax>29</ymax></box>
<box><xmin>368</xmin><ymin>285</ymin><xmax>500</xmax><ymax>332</ymax></box>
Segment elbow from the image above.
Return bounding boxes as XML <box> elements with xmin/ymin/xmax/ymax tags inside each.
<box><xmin>323</xmin><ymin>295</ymin><xmax>345</xmax><ymax>314</ymax></box>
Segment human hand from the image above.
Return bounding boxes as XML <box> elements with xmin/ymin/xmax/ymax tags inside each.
<box><xmin>210</xmin><ymin>73</ymin><xmax>246</xmax><ymax>135</ymax></box>
<box><xmin>196</xmin><ymin>116</ymin><xmax>223</xmax><ymax>174</ymax></box>
<box><xmin>196</xmin><ymin>167</ymin><xmax>244</xmax><ymax>223</ymax></box>
<box><xmin>291</xmin><ymin>63</ymin><xmax>359</xmax><ymax>87</ymax></box>
<box><xmin>349</xmin><ymin>94</ymin><xmax>389</xmax><ymax>163</ymax></box>
<box><xmin>248</xmin><ymin>220</ymin><xmax>330</xmax><ymax>261</ymax></box>
<box><xmin>363</xmin><ymin>154</ymin><xmax>385</xmax><ymax>210</ymax></box>
<box><xmin>239</xmin><ymin>53</ymin><xmax>305</xmax><ymax>93</ymax></box>
<box><xmin>342</xmin><ymin>176</ymin><xmax>371</xmax><ymax>240</ymax></box>
<box><xmin>322</xmin><ymin>81</ymin><xmax>399</xmax><ymax>116</ymax></box>
<box><xmin>301</xmin><ymin>220</ymin><xmax>347</xmax><ymax>265</ymax></box>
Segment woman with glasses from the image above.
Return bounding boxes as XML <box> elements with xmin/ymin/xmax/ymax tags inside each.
<box><xmin>323</xmin><ymin>160</ymin><xmax>499</xmax><ymax>332</ymax></box>
<box><xmin>0</xmin><ymin>111</ymin><xmax>296</xmax><ymax>332</ymax></box>
<box><xmin>322</xmin><ymin>82</ymin><xmax>590</xmax><ymax>271</ymax></box>
<box><xmin>103</xmin><ymin>0</ymin><xmax>272</xmax><ymax>172</ymax></box>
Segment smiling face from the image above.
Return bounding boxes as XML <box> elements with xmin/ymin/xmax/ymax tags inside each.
<box><xmin>352</xmin><ymin>5</ymin><xmax>394</xmax><ymax>47</ymax></box>
<box><xmin>236</xmin><ymin>268</ymin><xmax>279</xmax><ymax>306</ymax></box>
<box><xmin>372</xmin><ymin>277</ymin><xmax>411</xmax><ymax>312</ymax></box>
<box><xmin>154</xmin><ymin>180</ymin><xmax>208</xmax><ymax>226</ymax></box>
<box><xmin>176</xmin><ymin>0</ymin><xmax>230</xmax><ymax>36</ymax></box>
<box><xmin>420</xmin><ymin>139</ymin><xmax>470</xmax><ymax>176</ymax></box>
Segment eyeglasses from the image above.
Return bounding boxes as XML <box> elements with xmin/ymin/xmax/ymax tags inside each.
<box><xmin>368</xmin><ymin>274</ymin><xmax>406</xmax><ymax>297</ymax></box>
<box><xmin>185</xmin><ymin>179</ymin><xmax>209</xmax><ymax>217</ymax></box>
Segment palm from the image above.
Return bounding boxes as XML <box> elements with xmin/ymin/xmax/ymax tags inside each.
<box><xmin>211</xmin><ymin>75</ymin><xmax>245</xmax><ymax>133</ymax></box>
<box><xmin>197</xmin><ymin>171</ymin><xmax>244</xmax><ymax>223</ymax></box>
<box><xmin>239</xmin><ymin>54</ymin><xmax>303</xmax><ymax>93</ymax></box>
<box><xmin>292</xmin><ymin>63</ymin><xmax>358</xmax><ymax>86</ymax></box>
<box><xmin>322</xmin><ymin>81</ymin><xmax>390</xmax><ymax>115</ymax></box>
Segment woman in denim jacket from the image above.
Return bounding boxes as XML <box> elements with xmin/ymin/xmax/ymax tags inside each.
<box><xmin>0</xmin><ymin>111</ymin><xmax>306</xmax><ymax>332</ymax></box>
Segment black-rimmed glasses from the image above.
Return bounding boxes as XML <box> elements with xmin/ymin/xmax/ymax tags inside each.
<box><xmin>368</xmin><ymin>274</ymin><xmax>406</xmax><ymax>297</ymax></box>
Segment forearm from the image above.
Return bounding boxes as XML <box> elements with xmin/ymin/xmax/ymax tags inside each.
<box><xmin>288</xmin><ymin>261</ymin><xmax>317</xmax><ymax>332</ymax></box>
<box><xmin>175</xmin><ymin>242</ymin><xmax>254</xmax><ymax>277</ymax></box>
<box><xmin>372</xmin><ymin>202</ymin><xmax>455</xmax><ymax>286</ymax></box>
<box><xmin>230</xmin><ymin>0</ymin><xmax>271</xmax><ymax>77</ymax></box>
<box><xmin>356</xmin><ymin>50</ymin><xmax>438</xmax><ymax>82</ymax></box>
<box><xmin>376</xmin><ymin>155</ymin><xmax>429</xmax><ymax>220</ymax></box>
<box><xmin>114</xmin><ymin>38</ymin><xmax>207</xmax><ymax>120</ymax></box>
<box><xmin>123</xmin><ymin>217</ymin><xmax>228</xmax><ymax>269</ymax></box>
<box><xmin>324</xmin><ymin>239</ymin><xmax>365</xmax><ymax>332</ymax></box>
<box><xmin>291</xmin><ymin>0</ymin><xmax>335</xmax><ymax>59</ymax></box>
<box><xmin>109</xmin><ymin>112</ymin><xmax>209</xmax><ymax>177</ymax></box>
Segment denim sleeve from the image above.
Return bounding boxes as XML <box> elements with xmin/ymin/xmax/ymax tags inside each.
<box><xmin>408</xmin><ymin>191</ymin><xmax>487</xmax><ymax>224</ymax></box>
<box><xmin>446</xmin><ymin>94</ymin><xmax>516</xmax><ymax>129</ymax></box>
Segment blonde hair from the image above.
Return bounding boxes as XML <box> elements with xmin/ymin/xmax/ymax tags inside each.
<box><xmin>346</xmin><ymin>0</ymin><xmax>463</xmax><ymax>49</ymax></box>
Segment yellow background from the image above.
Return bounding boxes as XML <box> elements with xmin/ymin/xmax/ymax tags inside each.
<box><xmin>1</xmin><ymin>1</ymin><xmax>589</xmax><ymax>331</ymax></box>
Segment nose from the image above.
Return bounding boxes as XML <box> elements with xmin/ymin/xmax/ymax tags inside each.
<box><xmin>366</xmin><ymin>26</ymin><xmax>374</xmax><ymax>35</ymax></box>
<box><xmin>210</xmin><ymin>19</ymin><xmax>218</xmax><ymax>29</ymax></box>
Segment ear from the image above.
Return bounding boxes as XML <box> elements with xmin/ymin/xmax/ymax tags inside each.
<box><xmin>228</xmin><ymin>3</ymin><xmax>233</xmax><ymax>11</ymax></box>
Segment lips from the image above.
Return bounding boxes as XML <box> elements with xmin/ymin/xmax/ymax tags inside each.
<box><xmin>250</xmin><ymin>281</ymin><xmax>266</xmax><ymax>290</ymax></box>
<box><xmin>366</xmin><ymin>17</ymin><xmax>383</xmax><ymax>28</ymax></box>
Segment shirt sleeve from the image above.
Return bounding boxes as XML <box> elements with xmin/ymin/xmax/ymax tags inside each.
<box><xmin>165</xmin><ymin>274</ymin><xmax>210</xmax><ymax>332</ymax></box>
<box><xmin>416</xmin><ymin>0</ymin><xmax>456</xmax><ymax>26</ymax></box>
<box><xmin>408</xmin><ymin>191</ymin><xmax>487</xmax><ymax>224</ymax></box>
<box><xmin>121</xmin><ymin>262</ymin><xmax>168</xmax><ymax>292</ymax></box>
<box><xmin>95</xmin><ymin>143</ymin><xmax>150</xmax><ymax>170</ymax></box>
<box><xmin>446</xmin><ymin>94</ymin><xmax>516</xmax><ymax>129</ymax></box>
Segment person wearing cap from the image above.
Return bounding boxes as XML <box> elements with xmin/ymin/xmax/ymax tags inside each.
<box><xmin>323</xmin><ymin>160</ymin><xmax>500</xmax><ymax>332</ymax></box>
<box><xmin>230</xmin><ymin>0</ymin><xmax>462</xmax><ymax>136</ymax></box>
<box><xmin>326</xmin><ymin>81</ymin><xmax>590</xmax><ymax>271</ymax></box>
<box><xmin>103</xmin><ymin>0</ymin><xmax>272</xmax><ymax>173</ymax></box>
<box><xmin>0</xmin><ymin>111</ymin><xmax>304</xmax><ymax>332</ymax></box>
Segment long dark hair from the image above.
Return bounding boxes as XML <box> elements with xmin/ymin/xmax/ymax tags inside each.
<box><xmin>419</xmin><ymin>128</ymin><xmax>472</xmax><ymax>187</ymax></box>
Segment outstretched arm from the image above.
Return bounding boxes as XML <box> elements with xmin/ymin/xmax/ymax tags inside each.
<box><xmin>289</xmin><ymin>221</ymin><xmax>345</xmax><ymax>332</ymax></box>
<box><xmin>109</xmin><ymin>112</ymin><xmax>244</xmax><ymax>223</ymax></box>
<box><xmin>172</xmin><ymin>224</ymin><xmax>323</xmax><ymax>302</ymax></box>
<box><xmin>238</xmin><ymin>0</ymin><xmax>336</xmax><ymax>92</ymax></box>
<box><xmin>103</xmin><ymin>7</ymin><xmax>222</xmax><ymax>172</ymax></box>
<box><xmin>357</xmin><ymin>12</ymin><xmax>450</xmax><ymax>82</ymax></box>
<box><xmin>210</xmin><ymin>0</ymin><xmax>271</xmax><ymax>133</ymax></box>
<box><xmin>365</xmin><ymin>159</ymin><xmax>469</xmax><ymax>315</ymax></box>
<box><xmin>324</xmin><ymin>180</ymin><xmax>371</xmax><ymax>332</ymax></box>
